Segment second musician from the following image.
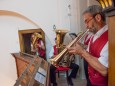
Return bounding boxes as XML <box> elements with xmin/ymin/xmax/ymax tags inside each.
<box><xmin>49</xmin><ymin>34</ymin><xmax>79</xmax><ymax>86</ymax></box>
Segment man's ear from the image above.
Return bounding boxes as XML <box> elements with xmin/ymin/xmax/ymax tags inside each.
<box><xmin>95</xmin><ymin>14</ymin><xmax>101</xmax><ymax>22</ymax></box>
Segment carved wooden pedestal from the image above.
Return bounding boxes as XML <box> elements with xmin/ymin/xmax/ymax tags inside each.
<box><xmin>12</xmin><ymin>53</ymin><xmax>50</xmax><ymax>86</ymax></box>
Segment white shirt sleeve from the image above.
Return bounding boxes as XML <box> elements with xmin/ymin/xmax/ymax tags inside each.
<box><xmin>98</xmin><ymin>42</ymin><xmax>108</xmax><ymax>68</ymax></box>
<box><xmin>49</xmin><ymin>47</ymin><xmax>54</xmax><ymax>58</ymax></box>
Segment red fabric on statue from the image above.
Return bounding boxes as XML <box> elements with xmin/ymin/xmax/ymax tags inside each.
<box><xmin>37</xmin><ymin>39</ymin><xmax>45</xmax><ymax>58</ymax></box>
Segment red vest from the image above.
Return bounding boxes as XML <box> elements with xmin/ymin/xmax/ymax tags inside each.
<box><xmin>53</xmin><ymin>45</ymin><xmax>58</xmax><ymax>55</ymax></box>
<box><xmin>88</xmin><ymin>30</ymin><xmax>108</xmax><ymax>86</ymax></box>
<box><xmin>84</xmin><ymin>34</ymin><xmax>92</xmax><ymax>45</ymax></box>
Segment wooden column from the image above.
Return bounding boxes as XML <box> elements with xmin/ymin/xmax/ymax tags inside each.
<box><xmin>108</xmin><ymin>12</ymin><xmax>115</xmax><ymax>86</ymax></box>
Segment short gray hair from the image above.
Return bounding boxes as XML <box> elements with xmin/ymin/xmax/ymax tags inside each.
<box><xmin>83</xmin><ymin>5</ymin><xmax>105</xmax><ymax>21</ymax></box>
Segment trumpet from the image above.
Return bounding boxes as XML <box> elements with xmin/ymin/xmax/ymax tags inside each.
<box><xmin>50</xmin><ymin>29</ymin><xmax>89</xmax><ymax>66</ymax></box>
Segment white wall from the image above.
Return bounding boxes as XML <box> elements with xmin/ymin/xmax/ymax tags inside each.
<box><xmin>0</xmin><ymin>0</ymin><xmax>99</xmax><ymax>86</ymax></box>
<box><xmin>0</xmin><ymin>0</ymin><xmax>75</xmax><ymax>86</ymax></box>
<box><xmin>0</xmin><ymin>15</ymin><xmax>39</xmax><ymax>85</ymax></box>
<box><xmin>0</xmin><ymin>0</ymin><xmax>67</xmax><ymax>44</ymax></box>
<box><xmin>87</xmin><ymin>0</ymin><xmax>100</xmax><ymax>6</ymax></box>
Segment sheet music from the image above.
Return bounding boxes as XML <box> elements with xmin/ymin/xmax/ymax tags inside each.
<box><xmin>38</xmin><ymin>67</ymin><xmax>46</xmax><ymax>76</ymax></box>
<box><xmin>34</xmin><ymin>67</ymin><xmax>46</xmax><ymax>84</ymax></box>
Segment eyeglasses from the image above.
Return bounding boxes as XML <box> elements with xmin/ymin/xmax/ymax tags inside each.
<box><xmin>85</xmin><ymin>17</ymin><xmax>94</xmax><ymax>25</ymax></box>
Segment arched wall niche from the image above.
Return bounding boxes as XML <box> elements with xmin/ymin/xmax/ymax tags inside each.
<box><xmin>0</xmin><ymin>10</ymin><xmax>52</xmax><ymax>60</ymax></box>
<box><xmin>0</xmin><ymin>10</ymin><xmax>39</xmax><ymax>27</ymax></box>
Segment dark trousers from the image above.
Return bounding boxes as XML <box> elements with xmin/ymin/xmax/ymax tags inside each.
<box><xmin>50</xmin><ymin>63</ymin><xmax>79</xmax><ymax>85</ymax></box>
<box><xmin>50</xmin><ymin>65</ymin><xmax>57</xmax><ymax>85</ymax></box>
<box><xmin>84</xmin><ymin>59</ymin><xmax>91</xmax><ymax>86</ymax></box>
<box><xmin>69</xmin><ymin>63</ymin><xmax>79</xmax><ymax>78</ymax></box>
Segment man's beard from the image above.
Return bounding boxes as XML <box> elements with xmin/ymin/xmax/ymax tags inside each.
<box><xmin>89</xmin><ymin>22</ymin><xmax>97</xmax><ymax>34</ymax></box>
<box><xmin>89</xmin><ymin>18</ymin><xmax>98</xmax><ymax>34</ymax></box>
<box><xmin>89</xmin><ymin>27</ymin><xmax>97</xmax><ymax>34</ymax></box>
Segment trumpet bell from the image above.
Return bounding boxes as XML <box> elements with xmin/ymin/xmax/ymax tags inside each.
<box><xmin>54</xmin><ymin>29</ymin><xmax>68</xmax><ymax>51</ymax></box>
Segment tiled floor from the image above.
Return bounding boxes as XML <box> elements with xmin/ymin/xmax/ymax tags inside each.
<box><xmin>56</xmin><ymin>72</ymin><xmax>86</xmax><ymax>86</ymax></box>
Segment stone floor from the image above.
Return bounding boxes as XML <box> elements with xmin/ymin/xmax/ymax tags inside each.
<box><xmin>56</xmin><ymin>72</ymin><xmax>86</xmax><ymax>86</ymax></box>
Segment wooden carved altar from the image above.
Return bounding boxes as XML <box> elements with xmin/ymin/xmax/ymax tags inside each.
<box><xmin>12</xmin><ymin>52</ymin><xmax>50</xmax><ymax>86</ymax></box>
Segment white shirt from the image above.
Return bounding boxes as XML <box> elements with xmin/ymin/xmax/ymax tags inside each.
<box><xmin>49</xmin><ymin>46</ymin><xmax>54</xmax><ymax>58</ymax></box>
<box><xmin>83</xmin><ymin>32</ymin><xmax>94</xmax><ymax>44</ymax></box>
<box><xmin>87</xmin><ymin>25</ymin><xmax>108</xmax><ymax>68</ymax></box>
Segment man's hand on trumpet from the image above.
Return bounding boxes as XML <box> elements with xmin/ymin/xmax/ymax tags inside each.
<box><xmin>67</xmin><ymin>43</ymin><xmax>85</xmax><ymax>56</ymax></box>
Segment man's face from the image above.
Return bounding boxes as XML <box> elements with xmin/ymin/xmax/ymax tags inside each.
<box><xmin>83</xmin><ymin>13</ymin><xmax>97</xmax><ymax>34</ymax></box>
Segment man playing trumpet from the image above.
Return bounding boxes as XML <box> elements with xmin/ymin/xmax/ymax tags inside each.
<box><xmin>67</xmin><ymin>5</ymin><xmax>108</xmax><ymax>86</ymax></box>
